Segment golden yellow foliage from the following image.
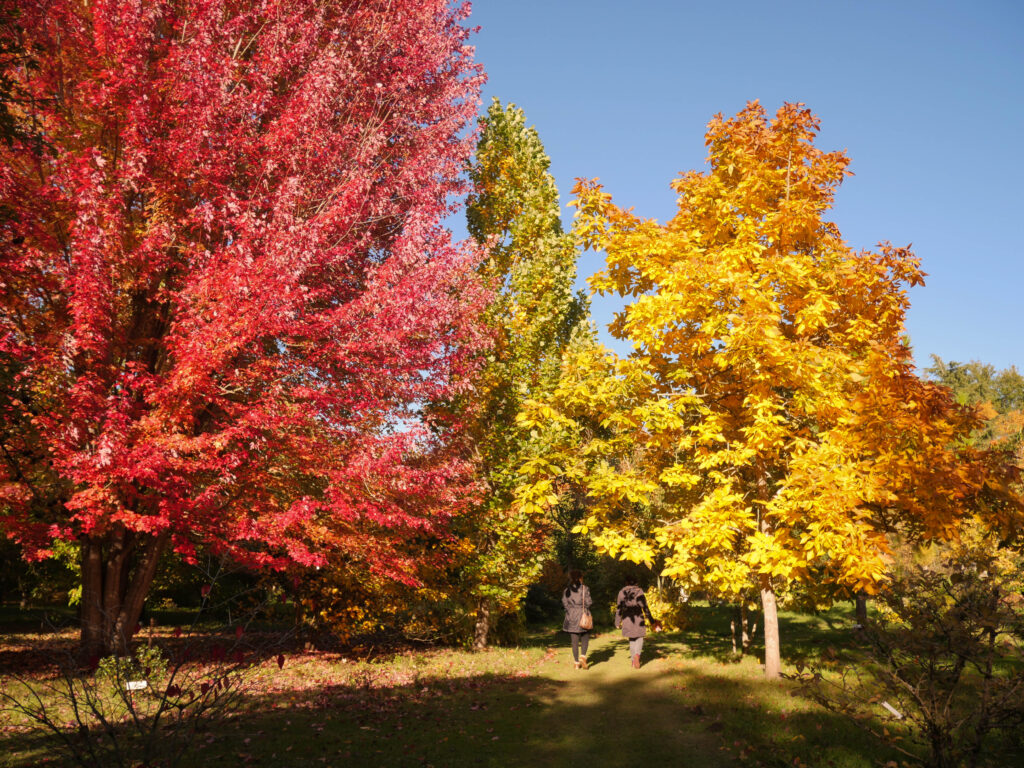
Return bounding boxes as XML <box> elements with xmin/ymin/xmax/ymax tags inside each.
<box><xmin>520</xmin><ymin>102</ymin><xmax>1023</xmax><ymax>675</ymax></box>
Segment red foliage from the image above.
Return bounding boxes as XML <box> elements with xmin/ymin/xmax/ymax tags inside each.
<box><xmin>0</xmin><ymin>0</ymin><xmax>487</xmax><ymax>640</ymax></box>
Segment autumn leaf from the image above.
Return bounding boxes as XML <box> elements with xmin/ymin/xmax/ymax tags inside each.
<box><xmin>0</xmin><ymin>0</ymin><xmax>487</xmax><ymax>656</ymax></box>
<box><xmin>521</xmin><ymin>101</ymin><xmax>1023</xmax><ymax>681</ymax></box>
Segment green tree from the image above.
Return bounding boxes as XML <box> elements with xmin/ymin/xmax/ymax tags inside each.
<box><xmin>461</xmin><ymin>99</ymin><xmax>587</xmax><ymax>648</ymax></box>
<box><xmin>925</xmin><ymin>356</ymin><xmax>1024</xmax><ymax>451</ymax></box>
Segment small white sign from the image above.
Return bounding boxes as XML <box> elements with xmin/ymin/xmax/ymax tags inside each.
<box><xmin>126</xmin><ymin>681</ymin><xmax>148</xmax><ymax>691</ymax></box>
<box><xmin>880</xmin><ymin>700</ymin><xmax>904</xmax><ymax>719</ymax></box>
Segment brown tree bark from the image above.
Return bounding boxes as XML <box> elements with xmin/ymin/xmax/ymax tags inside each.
<box><xmin>760</xmin><ymin>576</ymin><xmax>781</xmax><ymax>680</ymax></box>
<box><xmin>472</xmin><ymin>596</ymin><xmax>490</xmax><ymax>651</ymax></box>
<box><xmin>110</xmin><ymin>532</ymin><xmax>168</xmax><ymax>655</ymax></box>
<box><xmin>80</xmin><ymin>539</ymin><xmax>105</xmax><ymax>659</ymax></box>
<box><xmin>755</xmin><ymin>466</ymin><xmax>781</xmax><ymax>680</ymax></box>
<box><xmin>855</xmin><ymin>593</ymin><xmax>868</xmax><ymax>626</ymax></box>
<box><xmin>732</xmin><ymin>604</ymin><xmax>755</xmax><ymax>654</ymax></box>
<box><xmin>78</xmin><ymin>529</ymin><xmax>169</xmax><ymax>657</ymax></box>
<box><xmin>101</xmin><ymin>529</ymin><xmax>132</xmax><ymax>650</ymax></box>
<box><xmin>745</xmin><ymin>604</ymin><xmax>758</xmax><ymax>652</ymax></box>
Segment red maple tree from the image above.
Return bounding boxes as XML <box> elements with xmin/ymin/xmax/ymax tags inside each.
<box><xmin>0</xmin><ymin>0</ymin><xmax>487</xmax><ymax>655</ymax></box>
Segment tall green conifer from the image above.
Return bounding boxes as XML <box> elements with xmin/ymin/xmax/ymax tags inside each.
<box><xmin>462</xmin><ymin>99</ymin><xmax>587</xmax><ymax>648</ymax></box>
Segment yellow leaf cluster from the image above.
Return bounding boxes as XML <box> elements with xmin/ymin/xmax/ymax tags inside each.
<box><xmin>516</xmin><ymin>102</ymin><xmax>1024</xmax><ymax>614</ymax></box>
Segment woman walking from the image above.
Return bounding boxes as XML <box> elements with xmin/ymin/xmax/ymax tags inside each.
<box><xmin>615</xmin><ymin>576</ymin><xmax>658</xmax><ymax>669</ymax></box>
<box><xmin>562</xmin><ymin>569</ymin><xmax>593</xmax><ymax>670</ymax></box>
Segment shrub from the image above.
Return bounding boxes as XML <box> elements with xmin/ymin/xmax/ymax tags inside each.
<box><xmin>794</xmin><ymin>532</ymin><xmax>1024</xmax><ymax>768</ymax></box>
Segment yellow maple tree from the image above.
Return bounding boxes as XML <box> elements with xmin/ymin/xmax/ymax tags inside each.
<box><xmin>520</xmin><ymin>102</ymin><xmax>1022</xmax><ymax>679</ymax></box>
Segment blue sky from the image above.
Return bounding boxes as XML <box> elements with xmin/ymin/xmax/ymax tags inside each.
<box><xmin>465</xmin><ymin>0</ymin><xmax>1024</xmax><ymax>372</ymax></box>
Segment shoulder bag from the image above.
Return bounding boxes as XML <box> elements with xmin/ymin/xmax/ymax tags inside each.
<box><xmin>578</xmin><ymin>587</ymin><xmax>593</xmax><ymax>631</ymax></box>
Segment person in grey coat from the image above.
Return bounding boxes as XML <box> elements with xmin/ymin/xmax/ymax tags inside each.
<box><xmin>562</xmin><ymin>569</ymin><xmax>593</xmax><ymax>669</ymax></box>
<box><xmin>615</xmin><ymin>576</ymin><xmax>659</xmax><ymax>669</ymax></box>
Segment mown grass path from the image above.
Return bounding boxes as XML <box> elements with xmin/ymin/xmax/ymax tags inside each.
<box><xmin>507</xmin><ymin>631</ymin><xmax>727</xmax><ymax>767</ymax></box>
<box><xmin>209</xmin><ymin>621</ymin><xmax>894</xmax><ymax>768</ymax></box>
<box><xmin>1</xmin><ymin>609</ymin><xmax>905</xmax><ymax>767</ymax></box>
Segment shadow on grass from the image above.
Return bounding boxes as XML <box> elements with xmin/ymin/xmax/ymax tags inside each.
<box><xmin>0</xmin><ymin>604</ymin><xmax>937</xmax><ymax>768</ymax></box>
<box><xmin>0</xmin><ymin>632</ymin><xmax>79</xmax><ymax>676</ymax></box>
<box><xmin>2</xmin><ymin>655</ymin><xmax>913</xmax><ymax>768</ymax></box>
<box><xmin>662</xmin><ymin>604</ymin><xmax>864</xmax><ymax>667</ymax></box>
<box><xmin>514</xmin><ymin>625</ymin><xmax>617</xmax><ymax>655</ymax></box>
<box><xmin>581</xmin><ymin>642</ymin><xmax>616</xmax><ymax>668</ymax></box>
<box><xmin>0</xmin><ymin>605</ymin><xmax>78</xmax><ymax>630</ymax></box>
<box><xmin>215</xmin><ymin>665</ymin><xmax>907</xmax><ymax>768</ymax></box>
<box><xmin>9</xmin><ymin>605</ymin><xmax>1021</xmax><ymax>767</ymax></box>
<box><xmin>513</xmin><ymin>625</ymin><xmax>564</xmax><ymax>649</ymax></box>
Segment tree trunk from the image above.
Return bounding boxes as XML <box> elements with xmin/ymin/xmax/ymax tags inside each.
<box><xmin>472</xmin><ymin>596</ymin><xmax>490</xmax><ymax>651</ymax></box>
<box><xmin>80</xmin><ymin>538</ymin><xmax>106</xmax><ymax>659</ymax></box>
<box><xmin>755</xmin><ymin>466</ymin><xmax>781</xmax><ymax>680</ymax></box>
<box><xmin>732</xmin><ymin>604</ymin><xmax>755</xmax><ymax>654</ymax></box>
<box><xmin>110</xmin><ymin>532</ymin><xmax>167</xmax><ymax>655</ymax></box>
<box><xmin>101</xmin><ymin>529</ymin><xmax>132</xmax><ymax>651</ymax></box>
<box><xmin>79</xmin><ymin>530</ymin><xmax>169</xmax><ymax>658</ymax></box>
<box><xmin>760</xmin><ymin>576</ymin><xmax>781</xmax><ymax>680</ymax></box>
<box><xmin>742</xmin><ymin>603</ymin><xmax>755</xmax><ymax>652</ymax></box>
<box><xmin>17</xmin><ymin>572</ymin><xmax>29</xmax><ymax>610</ymax></box>
<box><xmin>855</xmin><ymin>593</ymin><xmax>868</xmax><ymax>626</ymax></box>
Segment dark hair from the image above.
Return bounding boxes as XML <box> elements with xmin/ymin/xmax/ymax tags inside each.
<box><xmin>565</xmin><ymin>569</ymin><xmax>584</xmax><ymax>598</ymax></box>
<box><xmin>623</xmin><ymin>575</ymin><xmax>638</xmax><ymax>587</ymax></box>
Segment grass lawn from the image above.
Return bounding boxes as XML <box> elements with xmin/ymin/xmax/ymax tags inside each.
<box><xmin>0</xmin><ymin>604</ymin><xmax>959</xmax><ymax>767</ymax></box>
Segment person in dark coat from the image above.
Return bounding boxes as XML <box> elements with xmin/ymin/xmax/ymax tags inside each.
<box><xmin>562</xmin><ymin>569</ymin><xmax>593</xmax><ymax>670</ymax></box>
<box><xmin>615</xmin><ymin>575</ymin><xmax>658</xmax><ymax>669</ymax></box>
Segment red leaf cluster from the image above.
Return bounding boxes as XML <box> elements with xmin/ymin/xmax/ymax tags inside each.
<box><xmin>0</xmin><ymin>1</ymin><xmax>488</xmax><ymax>583</ymax></box>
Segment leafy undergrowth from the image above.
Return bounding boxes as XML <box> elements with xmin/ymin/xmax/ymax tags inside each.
<box><xmin>0</xmin><ymin>608</ymin><xmax>925</xmax><ymax>767</ymax></box>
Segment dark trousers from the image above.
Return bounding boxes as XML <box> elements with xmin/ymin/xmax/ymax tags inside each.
<box><xmin>569</xmin><ymin>631</ymin><xmax>590</xmax><ymax>661</ymax></box>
